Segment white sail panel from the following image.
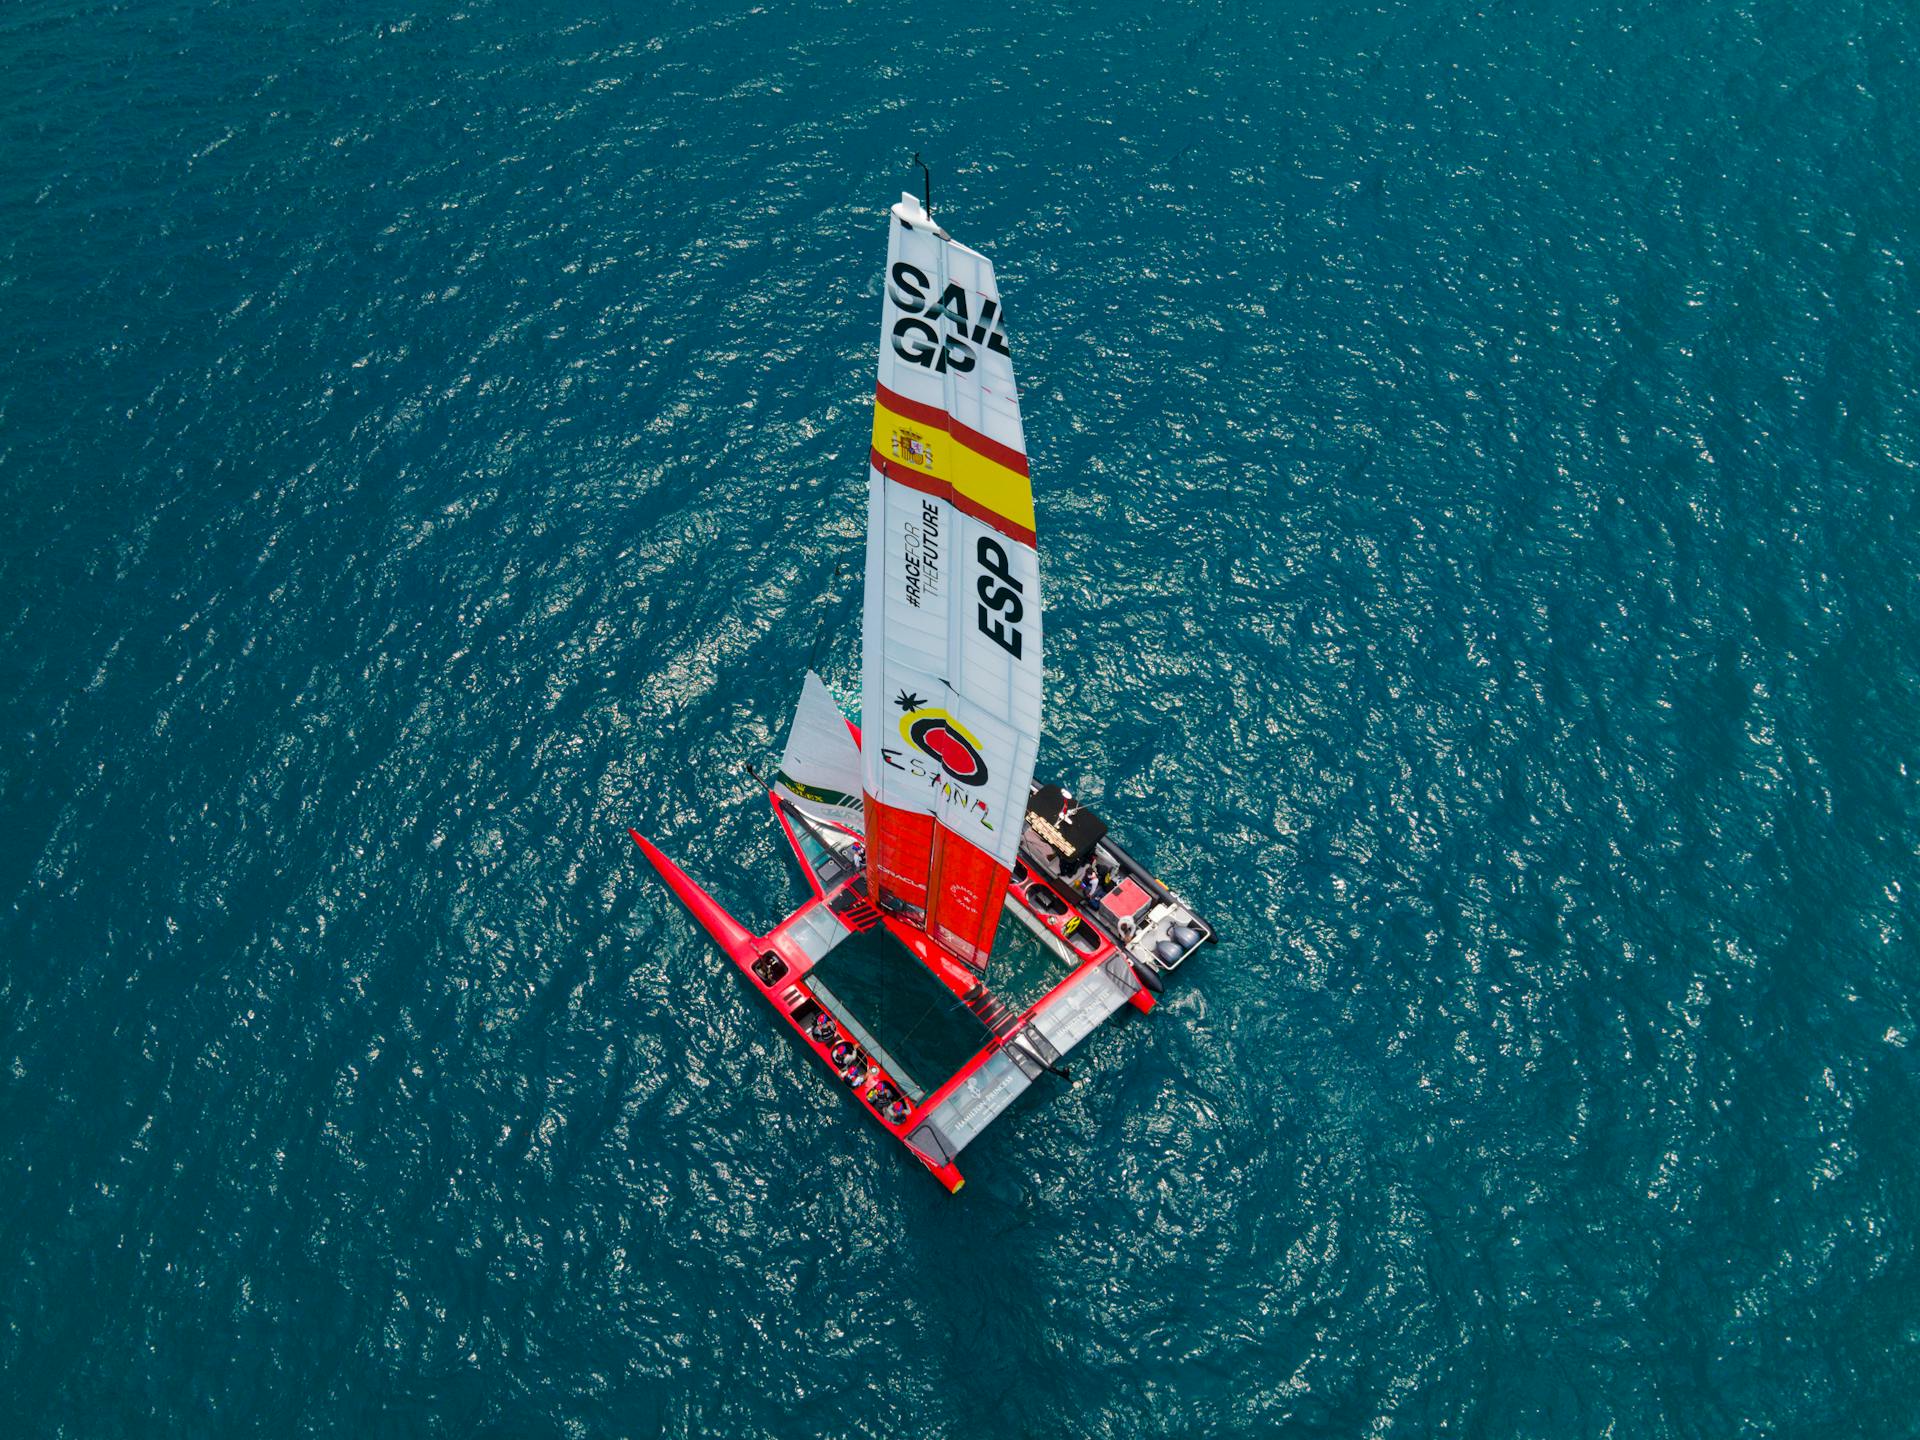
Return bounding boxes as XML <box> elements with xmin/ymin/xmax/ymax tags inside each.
<box><xmin>773</xmin><ymin>669</ymin><xmax>865</xmax><ymax>833</ymax></box>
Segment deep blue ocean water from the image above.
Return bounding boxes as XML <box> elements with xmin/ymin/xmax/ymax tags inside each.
<box><xmin>4</xmin><ymin>1</ymin><xmax>1917</xmax><ymax>1435</ymax></box>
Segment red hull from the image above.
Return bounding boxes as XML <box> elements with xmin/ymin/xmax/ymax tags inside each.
<box><xmin>628</xmin><ymin>824</ymin><xmax>968</xmax><ymax>1192</ymax></box>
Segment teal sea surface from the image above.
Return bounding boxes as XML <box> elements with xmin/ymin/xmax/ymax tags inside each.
<box><xmin>3</xmin><ymin>2</ymin><xmax>1916</xmax><ymax>1435</ymax></box>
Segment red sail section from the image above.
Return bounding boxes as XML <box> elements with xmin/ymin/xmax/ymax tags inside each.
<box><xmin>863</xmin><ymin>795</ymin><xmax>935</xmax><ymax>924</ymax></box>
<box><xmin>925</xmin><ymin>829</ymin><xmax>1012</xmax><ymax>970</ymax></box>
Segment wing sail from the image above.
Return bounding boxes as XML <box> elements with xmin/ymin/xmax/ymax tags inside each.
<box><xmin>861</xmin><ymin>192</ymin><xmax>1043</xmax><ymax>969</ymax></box>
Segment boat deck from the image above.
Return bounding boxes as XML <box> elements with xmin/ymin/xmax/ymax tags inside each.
<box><xmin>630</xmin><ymin>784</ymin><xmax>1212</xmax><ymax>1192</ymax></box>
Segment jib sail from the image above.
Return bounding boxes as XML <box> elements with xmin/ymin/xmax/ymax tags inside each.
<box><xmin>860</xmin><ymin>190</ymin><xmax>1043</xmax><ymax>970</ymax></box>
<box><xmin>772</xmin><ymin>669</ymin><xmax>865</xmax><ymax>834</ymax></box>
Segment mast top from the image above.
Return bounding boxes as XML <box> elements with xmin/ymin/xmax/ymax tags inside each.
<box><xmin>911</xmin><ymin>152</ymin><xmax>931</xmax><ymax>216</ymax></box>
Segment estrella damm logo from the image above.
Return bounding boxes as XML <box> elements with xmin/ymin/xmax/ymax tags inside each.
<box><xmin>896</xmin><ymin>702</ymin><xmax>989</xmax><ymax>787</ymax></box>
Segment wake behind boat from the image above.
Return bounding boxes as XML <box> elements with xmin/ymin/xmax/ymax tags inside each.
<box><xmin>630</xmin><ymin>180</ymin><xmax>1214</xmax><ymax>1190</ymax></box>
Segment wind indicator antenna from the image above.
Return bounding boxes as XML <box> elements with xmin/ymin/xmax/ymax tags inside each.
<box><xmin>912</xmin><ymin>152</ymin><xmax>932</xmax><ymax>216</ymax></box>
<box><xmin>741</xmin><ymin>757</ymin><xmax>776</xmax><ymax>802</ymax></box>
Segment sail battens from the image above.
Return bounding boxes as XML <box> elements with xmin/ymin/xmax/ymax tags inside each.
<box><xmin>860</xmin><ymin>190</ymin><xmax>1045</xmax><ymax>971</ymax></box>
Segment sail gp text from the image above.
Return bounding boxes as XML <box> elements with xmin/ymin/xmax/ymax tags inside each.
<box><xmin>880</xmin><ymin>748</ymin><xmax>995</xmax><ymax>831</ymax></box>
<box><xmin>887</xmin><ymin>262</ymin><xmax>1010</xmax><ymax>375</ymax></box>
<box><xmin>902</xmin><ymin>500</ymin><xmax>940</xmax><ymax>608</ymax></box>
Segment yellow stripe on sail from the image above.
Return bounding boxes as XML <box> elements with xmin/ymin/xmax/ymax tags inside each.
<box><xmin>871</xmin><ymin>395</ymin><xmax>1036</xmax><ymax>539</ymax></box>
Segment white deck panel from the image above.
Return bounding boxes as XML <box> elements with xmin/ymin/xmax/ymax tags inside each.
<box><xmin>1030</xmin><ymin>958</ymin><xmax>1137</xmax><ymax>1056</ymax></box>
<box><xmin>923</xmin><ymin>1050</ymin><xmax>1033</xmax><ymax>1157</ymax></box>
<box><xmin>776</xmin><ymin>902</ymin><xmax>852</xmax><ymax>967</ymax></box>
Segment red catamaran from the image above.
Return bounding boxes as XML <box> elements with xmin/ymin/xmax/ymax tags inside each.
<box><xmin>630</xmin><ymin>181</ymin><xmax>1213</xmax><ymax>1190</ymax></box>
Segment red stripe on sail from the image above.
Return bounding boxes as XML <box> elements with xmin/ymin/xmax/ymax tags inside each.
<box><xmin>869</xmin><ymin>449</ymin><xmax>1038</xmax><ymax>548</ymax></box>
<box><xmin>875</xmin><ymin>382</ymin><xmax>1030</xmax><ymax>477</ymax></box>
